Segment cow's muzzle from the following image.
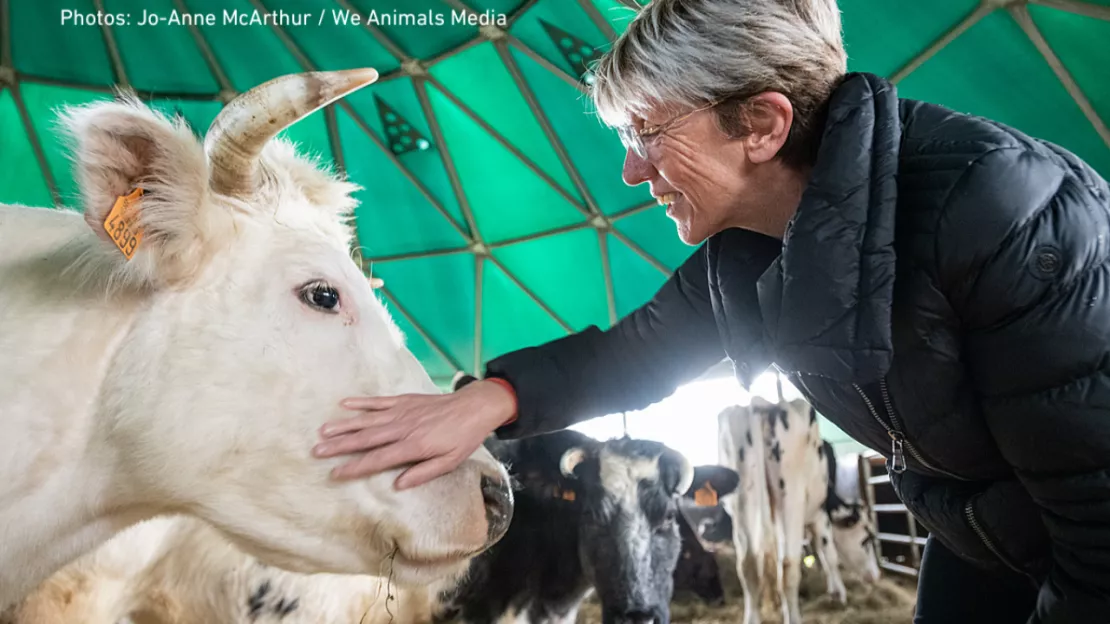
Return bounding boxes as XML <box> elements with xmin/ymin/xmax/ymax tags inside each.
<box><xmin>480</xmin><ymin>474</ymin><xmax>513</xmax><ymax>543</ymax></box>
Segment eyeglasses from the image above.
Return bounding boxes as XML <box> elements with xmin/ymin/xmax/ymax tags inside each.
<box><xmin>616</xmin><ymin>100</ymin><xmax>720</xmax><ymax>160</ymax></box>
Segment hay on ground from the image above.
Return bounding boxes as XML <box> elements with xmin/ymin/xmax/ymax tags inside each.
<box><xmin>578</xmin><ymin>545</ymin><xmax>917</xmax><ymax>624</ymax></box>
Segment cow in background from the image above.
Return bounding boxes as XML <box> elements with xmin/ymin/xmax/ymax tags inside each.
<box><xmin>718</xmin><ymin>398</ymin><xmax>880</xmax><ymax>624</ymax></box>
<box><xmin>0</xmin><ymin>68</ymin><xmax>512</xmax><ymax>610</ymax></box>
<box><xmin>437</xmin><ymin>374</ymin><xmax>740</xmax><ymax>624</ymax></box>
<box><xmin>672</xmin><ymin>466</ymin><xmax>740</xmax><ymax>606</ymax></box>
<box><xmin>823</xmin><ymin>442</ymin><xmax>881</xmax><ymax>584</ymax></box>
<box><xmin>718</xmin><ymin>403</ymin><xmax>777</xmax><ymax>624</ymax></box>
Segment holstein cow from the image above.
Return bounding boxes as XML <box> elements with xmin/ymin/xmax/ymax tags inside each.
<box><xmin>822</xmin><ymin>441</ymin><xmax>881</xmax><ymax>585</ymax></box>
<box><xmin>717</xmin><ymin>399</ymin><xmax>880</xmax><ymax>624</ymax></box>
<box><xmin>0</xmin><ymin>68</ymin><xmax>513</xmax><ymax>610</ymax></box>
<box><xmin>672</xmin><ymin>467</ymin><xmax>740</xmax><ymax>606</ymax></box>
<box><xmin>436</xmin><ymin>373</ymin><xmax>729</xmax><ymax>624</ymax></box>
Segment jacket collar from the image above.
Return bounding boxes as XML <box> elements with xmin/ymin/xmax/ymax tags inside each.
<box><xmin>714</xmin><ymin>72</ymin><xmax>902</xmax><ymax>385</ymax></box>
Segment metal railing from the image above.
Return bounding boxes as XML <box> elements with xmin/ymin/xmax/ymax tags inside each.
<box><xmin>859</xmin><ymin>451</ymin><xmax>929</xmax><ymax>577</ymax></box>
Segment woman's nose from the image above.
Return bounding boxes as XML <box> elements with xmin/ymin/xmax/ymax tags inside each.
<box><xmin>621</xmin><ymin>148</ymin><xmax>654</xmax><ymax>187</ymax></box>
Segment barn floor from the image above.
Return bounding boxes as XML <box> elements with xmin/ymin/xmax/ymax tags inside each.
<box><xmin>577</xmin><ymin>549</ymin><xmax>918</xmax><ymax>624</ymax></box>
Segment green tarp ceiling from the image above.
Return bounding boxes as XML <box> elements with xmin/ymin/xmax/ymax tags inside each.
<box><xmin>1</xmin><ymin>0</ymin><xmax>1107</xmax><ymax>388</ymax></box>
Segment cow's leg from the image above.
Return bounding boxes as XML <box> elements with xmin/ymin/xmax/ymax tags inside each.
<box><xmin>811</xmin><ymin>515</ymin><xmax>847</xmax><ymax>604</ymax></box>
<box><xmin>778</xmin><ymin>490</ymin><xmax>807</xmax><ymax>624</ymax></box>
<box><xmin>732</xmin><ymin>531</ymin><xmax>764</xmax><ymax>624</ymax></box>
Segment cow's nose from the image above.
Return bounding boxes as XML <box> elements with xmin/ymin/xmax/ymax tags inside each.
<box><xmin>613</xmin><ymin>609</ymin><xmax>659</xmax><ymax>624</ymax></box>
<box><xmin>480</xmin><ymin>474</ymin><xmax>512</xmax><ymax>542</ymax></box>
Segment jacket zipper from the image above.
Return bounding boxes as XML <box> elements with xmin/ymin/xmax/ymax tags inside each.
<box><xmin>965</xmin><ymin>498</ymin><xmax>1038</xmax><ymax>584</ymax></box>
<box><xmin>848</xmin><ymin>378</ymin><xmax>1034</xmax><ymax>584</ymax></box>
<box><xmin>851</xmin><ymin>379</ymin><xmax>965</xmax><ymax>480</ymax></box>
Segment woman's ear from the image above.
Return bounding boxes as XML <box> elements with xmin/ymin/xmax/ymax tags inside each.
<box><xmin>740</xmin><ymin>92</ymin><xmax>794</xmax><ymax>164</ymax></box>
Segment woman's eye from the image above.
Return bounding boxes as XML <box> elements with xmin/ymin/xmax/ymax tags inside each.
<box><xmin>301</xmin><ymin>282</ymin><xmax>340</xmax><ymax>312</ymax></box>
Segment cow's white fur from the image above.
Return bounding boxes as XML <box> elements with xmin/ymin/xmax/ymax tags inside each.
<box><xmin>717</xmin><ymin>399</ymin><xmax>879</xmax><ymax>624</ymax></box>
<box><xmin>0</xmin><ymin>89</ymin><xmax>508</xmax><ymax>608</ymax></box>
<box><xmin>3</xmin><ymin>515</ymin><xmax>445</xmax><ymax>624</ymax></box>
<box><xmin>717</xmin><ymin>405</ymin><xmax>775</xmax><ymax>624</ymax></box>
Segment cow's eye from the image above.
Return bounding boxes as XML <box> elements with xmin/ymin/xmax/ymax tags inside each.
<box><xmin>300</xmin><ymin>281</ymin><xmax>340</xmax><ymax>312</ymax></box>
<box><xmin>659</xmin><ymin>509</ymin><xmax>677</xmax><ymax>530</ymax></box>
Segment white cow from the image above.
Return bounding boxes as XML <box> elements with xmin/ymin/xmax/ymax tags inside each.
<box><xmin>0</xmin><ymin>68</ymin><xmax>513</xmax><ymax>610</ymax></box>
<box><xmin>2</xmin><ymin>515</ymin><xmax>445</xmax><ymax>624</ymax></box>
<box><xmin>717</xmin><ymin>398</ymin><xmax>880</xmax><ymax>624</ymax></box>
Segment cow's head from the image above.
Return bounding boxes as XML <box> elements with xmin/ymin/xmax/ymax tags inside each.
<box><xmin>828</xmin><ymin>502</ymin><xmax>881</xmax><ymax>583</ymax></box>
<box><xmin>672</xmin><ymin>465</ymin><xmax>739</xmax><ymax>606</ymax></box>
<box><xmin>59</xmin><ymin>70</ymin><xmax>512</xmax><ymax>585</ymax></box>
<box><xmin>822</xmin><ymin>444</ymin><xmax>880</xmax><ymax>584</ymax></box>
<box><xmin>558</xmin><ymin>437</ymin><xmax>698</xmax><ymax>624</ymax></box>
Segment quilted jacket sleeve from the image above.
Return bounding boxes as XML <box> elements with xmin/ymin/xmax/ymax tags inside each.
<box><xmin>937</xmin><ymin>144</ymin><xmax>1110</xmax><ymax>623</ymax></box>
<box><xmin>484</xmin><ymin>242</ymin><xmax>725</xmax><ymax>439</ymax></box>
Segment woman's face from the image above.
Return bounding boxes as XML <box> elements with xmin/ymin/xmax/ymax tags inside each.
<box><xmin>619</xmin><ymin>95</ymin><xmax>796</xmax><ymax>244</ymax></box>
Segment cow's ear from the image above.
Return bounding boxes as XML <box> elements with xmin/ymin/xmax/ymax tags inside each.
<box><xmin>685</xmin><ymin>465</ymin><xmax>740</xmax><ymax>504</ymax></box>
<box><xmin>452</xmin><ymin>372</ymin><xmax>479</xmax><ymax>392</ymax></box>
<box><xmin>62</xmin><ymin>96</ymin><xmax>227</xmax><ymax>288</ymax></box>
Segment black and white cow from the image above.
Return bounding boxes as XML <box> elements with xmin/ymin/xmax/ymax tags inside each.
<box><xmin>436</xmin><ymin>375</ymin><xmax>734</xmax><ymax>624</ymax></box>
<box><xmin>672</xmin><ymin>466</ymin><xmax>740</xmax><ymax>606</ymax></box>
<box><xmin>717</xmin><ymin>398</ymin><xmax>880</xmax><ymax>624</ymax></box>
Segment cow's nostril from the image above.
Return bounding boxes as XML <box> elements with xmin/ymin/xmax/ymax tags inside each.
<box><xmin>616</xmin><ymin>611</ymin><xmax>656</xmax><ymax>624</ymax></box>
<box><xmin>480</xmin><ymin>475</ymin><xmax>513</xmax><ymax>542</ymax></box>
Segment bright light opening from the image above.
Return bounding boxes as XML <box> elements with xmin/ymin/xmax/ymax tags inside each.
<box><xmin>569</xmin><ymin>369</ymin><xmax>863</xmax><ymax>466</ymax></box>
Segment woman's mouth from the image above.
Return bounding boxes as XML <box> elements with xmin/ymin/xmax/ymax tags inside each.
<box><xmin>656</xmin><ymin>192</ymin><xmax>679</xmax><ymax>206</ymax></box>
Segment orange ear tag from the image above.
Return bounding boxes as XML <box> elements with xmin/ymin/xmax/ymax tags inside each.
<box><xmin>561</xmin><ymin>489</ymin><xmax>576</xmax><ymax>502</ymax></box>
<box><xmin>694</xmin><ymin>481</ymin><xmax>718</xmax><ymax>507</ymax></box>
<box><xmin>103</xmin><ymin>188</ymin><xmax>145</xmax><ymax>260</ymax></box>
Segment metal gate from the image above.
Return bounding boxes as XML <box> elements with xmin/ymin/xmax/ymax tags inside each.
<box><xmin>859</xmin><ymin>451</ymin><xmax>929</xmax><ymax>577</ymax></box>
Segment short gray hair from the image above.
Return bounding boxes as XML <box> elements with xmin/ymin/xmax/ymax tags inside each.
<box><xmin>590</xmin><ymin>0</ymin><xmax>848</xmax><ymax>168</ymax></box>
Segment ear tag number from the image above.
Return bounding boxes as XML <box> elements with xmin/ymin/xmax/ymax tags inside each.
<box><xmin>103</xmin><ymin>188</ymin><xmax>145</xmax><ymax>260</ymax></box>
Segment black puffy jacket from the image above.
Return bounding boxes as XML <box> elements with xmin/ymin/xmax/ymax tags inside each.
<box><xmin>485</xmin><ymin>72</ymin><xmax>1110</xmax><ymax>623</ymax></box>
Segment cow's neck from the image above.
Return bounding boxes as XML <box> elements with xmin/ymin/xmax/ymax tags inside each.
<box><xmin>0</xmin><ymin>457</ymin><xmax>161</xmax><ymax>609</ymax></box>
<box><xmin>0</xmin><ymin>210</ymin><xmax>162</xmax><ymax>607</ymax></box>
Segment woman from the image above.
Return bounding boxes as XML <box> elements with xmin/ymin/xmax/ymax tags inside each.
<box><xmin>311</xmin><ymin>0</ymin><xmax>1110</xmax><ymax>621</ymax></box>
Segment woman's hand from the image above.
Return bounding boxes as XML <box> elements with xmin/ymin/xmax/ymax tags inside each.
<box><xmin>312</xmin><ymin>379</ymin><xmax>517</xmax><ymax>489</ymax></box>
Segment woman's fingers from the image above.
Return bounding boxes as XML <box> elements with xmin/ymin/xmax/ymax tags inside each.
<box><xmin>339</xmin><ymin>395</ymin><xmax>402</xmax><ymax>411</ymax></box>
<box><xmin>313</xmin><ymin>423</ymin><xmax>404</xmax><ymax>458</ymax></box>
<box><xmin>395</xmin><ymin>453</ymin><xmax>466</xmax><ymax>490</ymax></box>
<box><xmin>320</xmin><ymin>405</ymin><xmax>403</xmax><ymax>438</ymax></box>
<box><xmin>330</xmin><ymin>437</ymin><xmax>428</xmax><ymax>481</ymax></box>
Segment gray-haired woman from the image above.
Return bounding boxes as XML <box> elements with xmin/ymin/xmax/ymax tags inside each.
<box><xmin>313</xmin><ymin>1</ymin><xmax>1110</xmax><ymax>621</ymax></box>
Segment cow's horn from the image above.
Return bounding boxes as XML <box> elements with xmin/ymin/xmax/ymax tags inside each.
<box><xmin>205</xmin><ymin>68</ymin><xmax>379</xmax><ymax>197</ymax></box>
<box><xmin>673</xmin><ymin>452</ymin><xmax>695</xmax><ymax>496</ymax></box>
<box><xmin>560</xmin><ymin>448</ymin><xmax>587</xmax><ymax>478</ymax></box>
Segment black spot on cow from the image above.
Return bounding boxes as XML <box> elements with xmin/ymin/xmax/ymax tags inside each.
<box><xmin>247</xmin><ymin>581</ymin><xmax>270</xmax><ymax>619</ymax></box>
<box><xmin>779</xmin><ymin>478</ymin><xmax>785</xmax><ymax>490</ymax></box>
<box><xmin>778</xmin><ymin>408</ymin><xmax>789</xmax><ymax>430</ymax></box>
<box><xmin>809</xmin><ymin>405</ymin><xmax>818</xmax><ymax>425</ymax></box>
<box><xmin>745</xmin><ymin>430</ymin><xmax>753</xmax><ymax>446</ymax></box>
<box><xmin>817</xmin><ymin>444</ymin><xmax>825</xmax><ymax>460</ymax></box>
<box><xmin>245</xmin><ymin>580</ymin><xmax>299</xmax><ymax>620</ymax></box>
<box><xmin>822</xmin><ymin>535</ymin><xmax>829</xmax><ymax>547</ymax></box>
<box><xmin>771</xmin><ymin>441</ymin><xmax>782</xmax><ymax>462</ymax></box>
<box><xmin>738</xmin><ymin>446</ymin><xmax>745</xmax><ymax>463</ymax></box>
<box><xmin>274</xmin><ymin>597</ymin><xmax>299</xmax><ymax>617</ymax></box>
